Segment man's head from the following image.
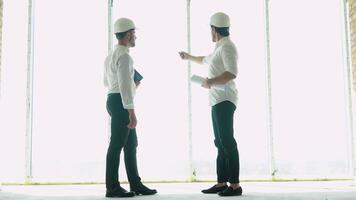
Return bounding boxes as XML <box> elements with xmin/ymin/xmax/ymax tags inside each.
<box><xmin>114</xmin><ymin>18</ymin><xmax>136</xmax><ymax>47</ymax></box>
<box><xmin>210</xmin><ymin>12</ymin><xmax>230</xmax><ymax>42</ymax></box>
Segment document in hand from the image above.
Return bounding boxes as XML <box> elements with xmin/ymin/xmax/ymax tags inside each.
<box><xmin>134</xmin><ymin>70</ymin><xmax>143</xmax><ymax>82</ymax></box>
<box><xmin>190</xmin><ymin>75</ymin><xmax>225</xmax><ymax>90</ymax></box>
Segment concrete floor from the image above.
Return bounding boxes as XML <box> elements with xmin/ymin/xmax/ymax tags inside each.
<box><xmin>0</xmin><ymin>181</ymin><xmax>356</xmax><ymax>200</ymax></box>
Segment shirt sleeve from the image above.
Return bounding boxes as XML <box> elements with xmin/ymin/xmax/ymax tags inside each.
<box><xmin>221</xmin><ymin>45</ymin><xmax>238</xmax><ymax>76</ymax></box>
<box><xmin>203</xmin><ymin>54</ymin><xmax>212</xmax><ymax>65</ymax></box>
<box><xmin>104</xmin><ymin>55</ymin><xmax>110</xmax><ymax>87</ymax></box>
<box><xmin>117</xmin><ymin>53</ymin><xmax>135</xmax><ymax>109</ymax></box>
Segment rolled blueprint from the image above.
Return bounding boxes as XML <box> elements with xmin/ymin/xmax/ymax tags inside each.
<box><xmin>190</xmin><ymin>75</ymin><xmax>225</xmax><ymax>90</ymax></box>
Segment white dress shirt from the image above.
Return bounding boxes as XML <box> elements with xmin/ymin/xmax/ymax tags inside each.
<box><xmin>104</xmin><ymin>44</ymin><xmax>136</xmax><ymax>109</ymax></box>
<box><xmin>203</xmin><ymin>37</ymin><xmax>238</xmax><ymax>107</ymax></box>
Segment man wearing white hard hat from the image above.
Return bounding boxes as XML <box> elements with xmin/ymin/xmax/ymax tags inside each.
<box><xmin>104</xmin><ymin>17</ymin><xmax>157</xmax><ymax>198</ymax></box>
<box><xmin>179</xmin><ymin>12</ymin><xmax>242</xmax><ymax>196</ymax></box>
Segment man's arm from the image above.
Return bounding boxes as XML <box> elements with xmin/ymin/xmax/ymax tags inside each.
<box><xmin>179</xmin><ymin>51</ymin><xmax>204</xmax><ymax>64</ymax></box>
<box><xmin>117</xmin><ymin>54</ymin><xmax>137</xmax><ymax>129</ymax></box>
<box><xmin>202</xmin><ymin>71</ymin><xmax>236</xmax><ymax>89</ymax></box>
<box><xmin>104</xmin><ymin>56</ymin><xmax>110</xmax><ymax>87</ymax></box>
<box><xmin>203</xmin><ymin>45</ymin><xmax>238</xmax><ymax>89</ymax></box>
<box><xmin>127</xmin><ymin>109</ymin><xmax>137</xmax><ymax>129</ymax></box>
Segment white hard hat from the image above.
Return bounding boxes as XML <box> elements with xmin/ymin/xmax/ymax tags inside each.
<box><xmin>114</xmin><ymin>18</ymin><xmax>135</xmax><ymax>33</ymax></box>
<box><xmin>210</xmin><ymin>12</ymin><xmax>230</xmax><ymax>28</ymax></box>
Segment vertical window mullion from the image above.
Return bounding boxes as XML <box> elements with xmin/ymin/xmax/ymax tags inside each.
<box><xmin>25</xmin><ymin>0</ymin><xmax>35</xmax><ymax>183</ymax></box>
<box><xmin>186</xmin><ymin>0</ymin><xmax>195</xmax><ymax>182</ymax></box>
<box><xmin>341</xmin><ymin>0</ymin><xmax>356</xmax><ymax>177</ymax></box>
<box><xmin>264</xmin><ymin>0</ymin><xmax>277</xmax><ymax>180</ymax></box>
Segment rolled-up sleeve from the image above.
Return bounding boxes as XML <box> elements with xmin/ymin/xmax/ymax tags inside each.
<box><xmin>203</xmin><ymin>54</ymin><xmax>212</xmax><ymax>65</ymax></box>
<box><xmin>221</xmin><ymin>45</ymin><xmax>238</xmax><ymax>76</ymax></box>
<box><xmin>117</xmin><ymin>54</ymin><xmax>135</xmax><ymax>109</ymax></box>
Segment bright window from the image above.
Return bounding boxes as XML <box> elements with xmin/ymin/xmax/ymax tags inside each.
<box><xmin>31</xmin><ymin>0</ymin><xmax>108</xmax><ymax>182</ymax></box>
<box><xmin>0</xmin><ymin>0</ymin><xmax>352</xmax><ymax>183</ymax></box>
<box><xmin>269</xmin><ymin>0</ymin><xmax>350</xmax><ymax>178</ymax></box>
<box><xmin>0</xmin><ymin>0</ymin><xmax>28</xmax><ymax>182</ymax></box>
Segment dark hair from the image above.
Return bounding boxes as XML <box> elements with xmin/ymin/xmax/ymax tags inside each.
<box><xmin>211</xmin><ymin>26</ymin><xmax>230</xmax><ymax>37</ymax></box>
<box><xmin>115</xmin><ymin>29</ymin><xmax>134</xmax><ymax>40</ymax></box>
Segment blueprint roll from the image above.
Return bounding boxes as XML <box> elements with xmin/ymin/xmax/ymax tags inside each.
<box><xmin>190</xmin><ymin>75</ymin><xmax>225</xmax><ymax>90</ymax></box>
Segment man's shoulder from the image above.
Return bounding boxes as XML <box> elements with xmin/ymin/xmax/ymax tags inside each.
<box><xmin>112</xmin><ymin>48</ymin><xmax>131</xmax><ymax>60</ymax></box>
<box><xmin>220</xmin><ymin>41</ymin><xmax>237</xmax><ymax>54</ymax></box>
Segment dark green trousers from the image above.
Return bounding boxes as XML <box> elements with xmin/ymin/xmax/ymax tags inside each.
<box><xmin>106</xmin><ymin>93</ymin><xmax>141</xmax><ymax>191</ymax></box>
<box><xmin>212</xmin><ymin>101</ymin><xmax>240</xmax><ymax>183</ymax></box>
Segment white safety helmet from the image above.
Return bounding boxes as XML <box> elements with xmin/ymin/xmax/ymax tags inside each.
<box><xmin>114</xmin><ymin>18</ymin><xmax>135</xmax><ymax>33</ymax></box>
<box><xmin>210</xmin><ymin>12</ymin><xmax>230</xmax><ymax>28</ymax></box>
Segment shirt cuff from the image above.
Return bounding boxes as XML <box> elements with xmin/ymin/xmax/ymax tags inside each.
<box><xmin>226</xmin><ymin>69</ymin><xmax>237</xmax><ymax>76</ymax></box>
<box><xmin>202</xmin><ymin>56</ymin><xmax>208</xmax><ymax>64</ymax></box>
<box><xmin>123</xmin><ymin>103</ymin><xmax>134</xmax><ymax>110</ymax></box>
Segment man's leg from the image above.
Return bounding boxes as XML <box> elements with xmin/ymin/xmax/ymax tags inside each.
<box><xmin>124</xmin><ymin>128</ymin><xmax>157</xmax><ymax>195</ymax></box>
<box><xmin>215</xmin><ymin>101</ymin><xmax>239</xmax><ymax>184</ymax></box>
<box><xmin>105</xmin><ymin>94</ymin><xmax>134</xmax><ymax>197</ymax></box>
<box><xmin>124</xmin><ymin>128</ymin><xmax>141</xmax><ymax>186</ymax></box>
<box><xmin>212</xmin><ymin>106</ymin><xmax>229</xmax><ymax>184</ymax></box>
<box><xmin>106</xmin><ymin>116</ymin><xmax>130</xmax><ymax>191</ymax></box>
<box><xmin>214</xmin><ymin>101</ymin><xmax>242</xmax><ymax>196</ymax></box>
<box><xmin>201</xmin><ymin>105</ymin><xmax>229</xmax><ymax>194</ymax></box>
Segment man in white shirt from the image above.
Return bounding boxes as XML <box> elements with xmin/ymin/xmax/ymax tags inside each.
<box><xmin>179</xmin><ymin>12</ymin><xmax>242</xmax><ymax>197</ymax></box>
<box><xmin>104</xmin><ymin>18</ymin><xmax>157</xmax><ymax>198</ymax></box>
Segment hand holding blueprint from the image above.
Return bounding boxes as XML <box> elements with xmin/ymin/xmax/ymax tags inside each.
<box><xmin>190</xmin><ymin>75</ymin><xmax>225</xmax><ymax>90</ymax></box>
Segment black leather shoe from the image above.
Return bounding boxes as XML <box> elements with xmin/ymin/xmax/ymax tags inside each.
<box><xmin>130</xmin><ymin>184</ymin><xmax>157</xmax><ymax>195</ymax></box>
<box><xmin>218</xmin><ymin>186</ymin><xmax>243</xmax><ymax>196</ymax></box>
<box><xmin>201</xmin><ymin>184</ymin><xmax>228</xmax><ymax>194</ymax></box>
<box><xmin>106</xmin><ymin>186</ymin><xmax>135</xmax><ymax>198</ymax></box>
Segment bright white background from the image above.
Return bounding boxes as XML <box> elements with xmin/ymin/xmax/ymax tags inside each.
<box><xmin>30</xmin><ymin>0</ymin><xmax>108</xmax><ymax>182</ymax></box>
<box><xmin>0</xmin><ymin>0</ymin><xmax>28</xmax><ymax>182</ymax></box>
<box><xmin>0</xmin><ymin>0</ymin><xmax>352</xmax><ymax>183</ymax></box>
<box><xmin>269</xmin><ymin>0</ymin><xmax>350</xmax><ymax>178</ymax></box>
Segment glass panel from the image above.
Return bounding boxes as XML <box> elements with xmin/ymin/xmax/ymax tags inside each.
<box><xmin>190</xmin><ymin>0</ymin><xmax>270</xmax><ymax>180</ymax></box>
<box><xmin>113</xmin><ymin>0</ymin><xmax>189</xmax><ymax>181</ymax></box>
<box><xmin>0</xmin><ymin>0</ymin><xmax>28</xmax><ymax>182</ymax></box>
<box><xmin>1</xmin><ymin>0</ymin><xmax>350</xmax><ymax>183</ymax></box>
<box><xmin>31</xmin><ymin>0</ymin><xmax>108</xmax><ymax>182</ymax></box>
<box><xmin>269</xmin><ymin>0</ymin><xmax>350</xmax><ymax>178</ymax></box>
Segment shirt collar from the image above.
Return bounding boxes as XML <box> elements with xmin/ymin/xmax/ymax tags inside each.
<box><xmin>115</xmin><ymin>44</ymin><xmax>130</xmax><ymax>53</ymax></box>
<box><xmin>215</xmin><ymin>36</ymin><xmax>230</xmax><ymax>49</ymax></box>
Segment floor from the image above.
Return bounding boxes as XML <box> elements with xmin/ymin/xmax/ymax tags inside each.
<box><xmin>0</xmin><ymin>181</ymin><xmax>356</xmax><ymax>200</ymax></box>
